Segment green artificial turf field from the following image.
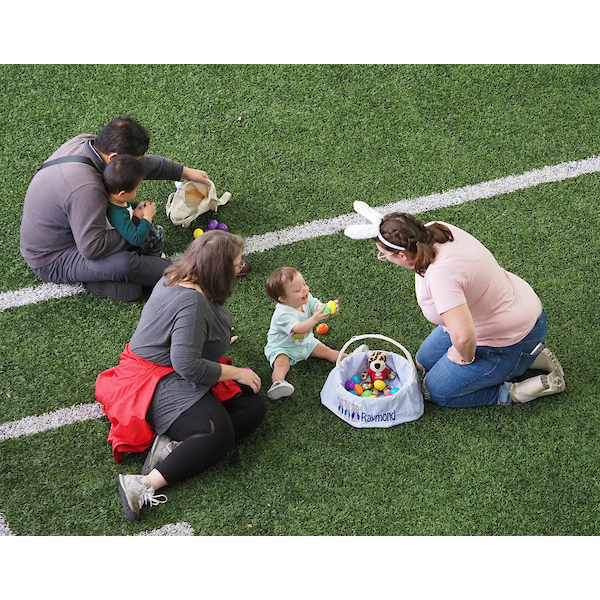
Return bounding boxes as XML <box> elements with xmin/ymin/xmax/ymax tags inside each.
<box><xmin>1</xmin><ymin>64</ymin><xmax>600</xmax><ymax>541</ymax></box>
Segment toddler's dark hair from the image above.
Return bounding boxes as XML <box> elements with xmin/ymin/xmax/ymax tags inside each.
<box><xmin>103</xmin><ymin>154</ymin><xmax>146</xmax><ymax>195</ymax></box>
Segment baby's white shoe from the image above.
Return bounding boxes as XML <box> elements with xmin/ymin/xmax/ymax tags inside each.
<box><xmin>267</xmin><ymin>380</ymin><xmax>295</xmax><ymax>399</ymax></box>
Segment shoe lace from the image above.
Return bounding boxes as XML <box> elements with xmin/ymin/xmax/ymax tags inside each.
<box><xmin>140</xmin><ymin>486</ymin><xmax>168</xmax><ymax>508</ymax></box>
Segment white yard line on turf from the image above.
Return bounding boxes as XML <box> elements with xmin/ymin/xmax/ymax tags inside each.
<box><xmin>137</xmin><ymin>522</ymin><xmax>195</xmax><ymax>536</ymax></box>
<box><xmin>2</xmin><ymin>154</ymin><xmax>599</xmax><ymax>313</ymax></box>
<box><xmin>0</xmin><ymin>402</ymin><xmax>105</xmax><ymax>442</ymax></box>
<box><xmin>0</xmin><ymin>513</ymin><xmax>15</xmax><ymax>536</ymax></box>
<box><xmin>243</xmin><ymin>154</ymin><xmax>600</xmax><ymax>253</ymax></box>
<box><xmin>0</xmin><ymin>511</ymin><xmax>194</xmax><ymax>536</ymax></box>
<box><xmin>0</xmin><ymin>282</ymin><xmax>85</xmax><ymax>312</ymax></box>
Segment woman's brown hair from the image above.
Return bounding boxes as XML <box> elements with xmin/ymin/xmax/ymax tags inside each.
<box><xmin>378</xmin><ymin>212</ymin><xmax>454</xmax><ymax>276</ymax></box>
<box><xmin>163</xmin><ymin>230</ymin><xmax>244</xmax><ymax>305</ymax></box>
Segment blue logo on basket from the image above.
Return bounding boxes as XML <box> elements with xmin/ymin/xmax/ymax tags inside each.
<box><xmin>337</xmin><ymin>397</ymin><xmax>361</xmax><ymax>422</ymax></box>
<box><xmin>337</xmin><ymin>397</ymin><xmax>396</xmax><ymax>424</ymax></box>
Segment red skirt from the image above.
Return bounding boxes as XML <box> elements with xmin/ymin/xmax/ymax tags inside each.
<box><xmin>95</xmin><ymin>347</ymin><xmax>243</xmax><ymax>463</ymax></box>
<box><xmin>95</xmin><ymin>345</ymin><xmax>175</xmax><ymax>463</ymax></box>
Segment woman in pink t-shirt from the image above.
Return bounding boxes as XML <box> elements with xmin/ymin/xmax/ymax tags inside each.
<box><xmin>345</xmin><ymin>205</ymin><xmax>565</xmax><ymax>407</ymax></box>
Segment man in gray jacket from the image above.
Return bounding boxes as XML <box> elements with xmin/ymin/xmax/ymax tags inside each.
<box><xmin>20</xmin><ymin>115</ymin><xmax>211</xmax><ymax>302</ymax></box>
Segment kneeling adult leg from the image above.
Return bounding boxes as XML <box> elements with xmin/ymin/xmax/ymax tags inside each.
<box><xmin>416</xmin><ymin>326</ymin><xmax>452</xmax><ymax>373</ymax></box>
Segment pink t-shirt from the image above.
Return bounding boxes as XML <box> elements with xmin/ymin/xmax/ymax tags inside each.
<box><xmin>415</xmin><ymin>223</ymin><xmax>542</xmax><ymax>347</ymax></box>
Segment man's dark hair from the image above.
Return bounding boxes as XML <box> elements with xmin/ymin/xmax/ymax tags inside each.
<box><xmin>102</xmin><ymin>154</ymin><xmax>146</xmax><ymax>195</ymax></box>
<box><xmin>94</xmin><ymin>115</ymin><xmax>150</xmax><ymax>156</ymax></box>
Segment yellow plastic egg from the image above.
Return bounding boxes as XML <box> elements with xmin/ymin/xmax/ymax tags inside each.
<box><xmin>193</xmin><ymin>228</ymin><xmax>204</xmax><ymax>238</ymax></box>
<box><xmin>373</xmin><ymin>380</ymin><xmax>386</xmax><ymax>391</ymax></box>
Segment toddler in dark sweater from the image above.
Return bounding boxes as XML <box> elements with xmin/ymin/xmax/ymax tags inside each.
<box><xmin>104</xmin><ymin>154</ymin><xmax>166</xmax><ymax>257</ymax></box>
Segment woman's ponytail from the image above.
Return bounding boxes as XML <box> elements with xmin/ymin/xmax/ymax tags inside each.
<box><xmin>379</xmin><ymin>213</ymin><xmax>453</xmax><ymax>276</ymax></box>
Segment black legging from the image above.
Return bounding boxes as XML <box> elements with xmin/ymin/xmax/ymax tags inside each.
<box><xmin>152</xmin><ymin>389</ymin><xmax>266</xmax><ymax>485</ymax></box>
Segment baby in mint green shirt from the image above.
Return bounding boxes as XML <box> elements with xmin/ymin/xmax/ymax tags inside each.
<box><xmin>264</xmin><ymin>266</ymin><xmax>358</xmax><ymax>400</ymax></box>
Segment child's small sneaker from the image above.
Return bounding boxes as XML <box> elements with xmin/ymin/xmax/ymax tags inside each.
<box><xmin>267</xmin><ymin>380</ymin><xmax>295</xmax><ymax>399</ymax></box>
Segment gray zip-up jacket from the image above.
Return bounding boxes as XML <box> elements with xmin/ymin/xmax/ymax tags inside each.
<box><xmin>20</xmin><ymin>134</ymin><xmax>183</xmax><ymax>268</ymax></box>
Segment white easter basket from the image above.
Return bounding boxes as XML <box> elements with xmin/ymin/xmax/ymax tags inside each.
<box><xmin>320</xmin><ymin>334</ymin><xmax>424</xmax><ymax>428</ymax></box>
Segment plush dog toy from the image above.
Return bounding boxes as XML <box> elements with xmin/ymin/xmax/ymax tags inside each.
<box><xmin>361</xmin><ymin>351</ymin><xmax>396</xmax><ymax>395</ymax></box>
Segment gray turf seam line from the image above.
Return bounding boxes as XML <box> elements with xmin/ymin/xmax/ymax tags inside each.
<box><xmin>2</xmin><ymin>154</ymin><xmax>599</xmax><ymax>313</ymax></box>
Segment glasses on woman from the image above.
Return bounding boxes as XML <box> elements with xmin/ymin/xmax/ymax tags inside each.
<box><xmin>234</xmin><ymin>262</ymin><xmax>245</xmax><ymax>270</ymax></box>
<box><xmin>377</xmin><ymin>250</ymin><xmax>396</xmax><ymax>261</ymax></box>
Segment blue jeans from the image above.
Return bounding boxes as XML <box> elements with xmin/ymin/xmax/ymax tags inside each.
<box><xmin>416</xmin><ymin>310</ymin><xmax>547</xmax><ymax>407</ymax></box>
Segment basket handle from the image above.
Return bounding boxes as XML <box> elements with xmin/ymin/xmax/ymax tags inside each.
<box><xmin>336</xmin><ymin>334</ymin><xmax>418</xmax><ymax>381</ymax></box>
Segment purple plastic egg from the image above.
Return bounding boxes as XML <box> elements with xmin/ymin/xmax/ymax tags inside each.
<box><xmin>345</xmin><ymin>380</ymin><xmax>355</xmax><ymax>391</ymax></box>
<box><xmin>208</xmin><ymin>219</ymin><xmax>219</xmax><ymax>230</ymax></box>
<box><xmin>217</xmin><ymin>223</ymin><xmax>228</xmax><ymax>231</ymax></box>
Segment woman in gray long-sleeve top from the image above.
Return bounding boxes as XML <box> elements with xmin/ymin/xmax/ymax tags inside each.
<box><xmin>98</xmin><ymin>230</ymin><xmax>266</xmax><ymax>522</ymax></box>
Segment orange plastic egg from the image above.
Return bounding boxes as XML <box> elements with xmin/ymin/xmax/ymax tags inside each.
<box><xmin>354</xmin><ymin>384</ymin><xmax>364</xmax><ymax>396</ymax></box>
<box><xmin>316</xmin><ymin>323</ymin><xmax>329</xmax><ymax>335</ymax></box>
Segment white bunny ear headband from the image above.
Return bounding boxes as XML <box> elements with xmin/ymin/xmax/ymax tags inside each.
<box><xmin>344</xmin><ymin>201</ymin><xmax>405</xmax><ymax>251</ymax></box>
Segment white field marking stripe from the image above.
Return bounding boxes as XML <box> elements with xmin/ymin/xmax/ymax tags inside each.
<box><xmin>0</xmin><ymin>513</ymin><xmax>194</xmax><ymax>536</ymax></box>
<box><xmin>0</xmin><ymin>282</ymin><xmax>85</xmax><ymax>312</ymax></box>
<box><xmin>137</xmin><ymin>522</ymin><xmax>195</xmax><ymax>536</ymax></box>
<box><xmin>2</xmin><ymin>154</ymin><xmax>599</xmax><ymax>313</ymax></box>
<box><xmin>0</xmin><ymin>402</ymin><xmax>105</xmax><ymax>442</ymax></box>
<box><xmin>0</xmin><ymin>513</ymin><xmax>15</xmax><ymax>536</ymax></box>
<box><xmin>244</xmin><ymin>155</ymin><xmax>600</xmax><ymax>253</ymax></box>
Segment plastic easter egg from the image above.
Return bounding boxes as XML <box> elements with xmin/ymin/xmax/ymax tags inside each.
<box><xmin>390</xmin><ymin>387</ymin><xmax>400</xmax><ymax>394</ymax></box>
<box><xmin>354</xmin><ymin>384</ymin><xmax>364</xmax><ymax>396</ymax></box>
<box><xmin>345</xmin><ymin>380</ymin><xmax>356</xmax><ymax>391</ymax></box>
<box><xmin>208</xmin><ymin>219</ymin><xmax>219</xmax><ymax>230</ymax></box>
<box><xmin>351</xmin><ymin>375</ymin><xmax>361</xmax><ymax>384</ymax></box>
<box><xmin>361</xmin><ymin>390</ymin><xmax>372</xmax><ymax>397</ymax></box>
<box><xmin>217</xmin><ymin>223</ymin><xmax>228</xmax><ymax>231</ymax></box>
<box><xmin>327</xmin><ymin>300</ymin><xmax>337</xmax><ymax>314</ymax></box>
<box><xmin>362</xmin><ymin>381</ymin><xmax>373</xmax><ymax>390</ymax></box>
<box><xmin>373</xmin><ymin>380</ymin><xmax>386</xmax><ymax>391</ymax></box>
<box><xmin>316</xmin><ymin>323</ymin><xmax>329</xmax><ymax>335</ymax></box>
<box><xmin>193</xmin><ymin>228</ymin><xmax>204</xmax><ymax>238</ymax></box>
<box><xmin>350</xmin><ymin>390</ymin><xmax>357</xmax><ymax>395</ymax></box>
<box><xmin>322</xmin><ymin>305</ymin><xmax>331</xmax><ymax>314</ymax></box>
